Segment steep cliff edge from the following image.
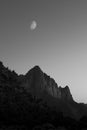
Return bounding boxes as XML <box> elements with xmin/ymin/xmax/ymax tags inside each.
<box><xmin>23</xmin><ymin>65</ymin><xmax>73</xmax><ymax>102</ymax></box>
<box><xmin>0</xmin><ymin>61</ymin><xmax>87</xmax><ymax>121</ymax></box>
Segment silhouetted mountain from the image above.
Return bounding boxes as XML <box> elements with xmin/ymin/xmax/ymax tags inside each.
<box><xmin>0</xmin><ymin>61</ymin><xmax>87</xmax><ymax>129</ymax></box>
<box><xmin>23</xmin><ymin>65</ymin><xmax>73</xmax><ymax>101</ymax></box>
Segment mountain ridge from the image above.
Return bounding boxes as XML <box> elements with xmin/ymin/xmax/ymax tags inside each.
<box><xmin>23</xmin><ymin>65</ymin><xmax>73</xmax><ymax>101</ymax></box>
<box><xmin>0</xmin><ymin>61</ymin><xmax>87</xmax><ymax>123</ymax></box>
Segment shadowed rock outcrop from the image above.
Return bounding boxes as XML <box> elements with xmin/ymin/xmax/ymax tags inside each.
<box><xmin>0</xmin><ymin>61</ymin><xmax>87</xmax><ymax>129</ymax></box>
<box><xmin>23</xmin><ymin>65</ymin><xmax>73</xmax><ymax>101</ymax></box>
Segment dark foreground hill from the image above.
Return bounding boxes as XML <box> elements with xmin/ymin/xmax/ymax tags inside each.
<box><xmin>0</xmin><ymin>61</ymin><xmax>87</xmax><ymax>129</ymax></box>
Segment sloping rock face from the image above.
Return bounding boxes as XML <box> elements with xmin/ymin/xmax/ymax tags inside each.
<box><xmin>0</xmin><ymin>61</ymin><xmax>87</xmax><ymax>123</ymax></box>
<box><xmin>59</xmin><ymin>86</ymin><xmax>73</xmax><ymax>101</ymax></box>
<box><xmin>23</xmin><ymin>65</ymin><xmax>73</xmax><ymax>101</ymax></box>
<box><xmin>0</xmin><ymin>61</ymin><xmax>18</xmax><ymax>87</ymax></box>
<box><xmin>0</xmin><ymin>62</ymin><xmax>73</xmax><ymax>102</ymax></box>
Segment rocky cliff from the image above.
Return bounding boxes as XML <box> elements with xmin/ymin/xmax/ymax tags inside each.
<box><xmin>0</xmin><ymin>61</ymin><xmax>87</xmax><ymax>123</ymax></box>
<box><xmin>22</xmin><ymin>65</ymin><xmax>73</xmax><ymax>101</ymax></box>
<box><xmin>0</xmin><ymin>62</ymin><xmax>73</xmax><ymax>102</ymax></box>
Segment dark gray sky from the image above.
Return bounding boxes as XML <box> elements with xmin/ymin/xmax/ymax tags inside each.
<box><xmin>0</xmin><ymin>0</ymin><xmax>87</xmax><ymax>103</ymax></box>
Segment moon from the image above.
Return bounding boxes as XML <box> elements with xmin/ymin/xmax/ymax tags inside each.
<box><xmin>30</xmin><ymin>21</ymin><xmax>37</xmax><ymax>30</ymax></box>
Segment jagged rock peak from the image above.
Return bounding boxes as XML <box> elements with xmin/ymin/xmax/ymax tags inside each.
<box><xmin>26</xmin><ymin>65</ymin><xmax>42</xmax><ymax>76</ymax></box>
<box><xmin>59</xmin><ymin>86</ymin><xmax>73</xmax><ymax>101</ymax></box>
<box><xmin>24</xmin><ymin>65</ymin><xmax>73</xmax><ymax>101</ymax></box>
<box><xmin>32</xmin><ymin>65</ymin><xmax>41</xmax><ymax>70</ymax></box>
